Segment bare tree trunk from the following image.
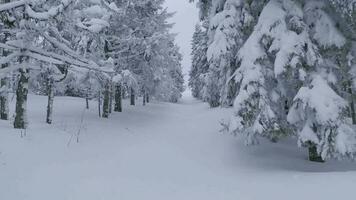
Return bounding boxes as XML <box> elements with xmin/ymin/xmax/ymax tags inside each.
<box><xmin>98</xmin><ymin>91</ymin><xmax>102</xmax><ymax>117</ymax></box>
<box><xmin>143</xmin><ymin>89</ymin><xmax>146</xmax><ymax>106</ymax></box>
<box><xmin>46</xmin><ymin>77</ymin><xmax>54</xmax><ymax>124</ymax></box>
<box><xmin>114</xmin><ymin>84</ymin><xmax>122</xmax><ymax>112</ymax></box>
<box><xmin>347</xmin><ymin>80</ymin><xmax>356</xmax><ymax>124</ymax></box>
<box><xmin>109</xmin><ymin>83</ymin><xmax>113</xmax><ymax>113</ymax></box>
<box><xmin>102</xmin><ymin>83</ymin><xmax>110</xmax><ymax>118</ymax></box>
<box><xmin>130</xmin><ymin>87</ymin><xmax>135</xmax><ymax>106</ymax></box>
<box><xmin>146</xmin><ymin>94</ymin><xmax>149</xmax><ymax>103</ymax></box>
<box><xmin>86</xmin><ymin>98</ymin><xmax>89</xmax><ymax>109</ymax></box>
<box><xmin>14</xmin><ymin>68</ymin><xmax>29</xmax><ymax>129</ymax></box>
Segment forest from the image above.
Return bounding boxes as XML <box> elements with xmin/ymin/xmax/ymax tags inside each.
<box><xmin>0</xmin><ymin>0</ymin><xmax>184</xmax><ymax>128</ymax></box>
<box><xmin>1</xmin><ymin>0</ymin><xmax>356</xmax><ymax>200</ymax></box>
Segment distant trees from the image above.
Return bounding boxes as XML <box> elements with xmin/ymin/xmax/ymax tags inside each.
<box><xmin>190</xmin><ymin>0</ymin><xmax>356</xmax><ymax>162</ymax></box>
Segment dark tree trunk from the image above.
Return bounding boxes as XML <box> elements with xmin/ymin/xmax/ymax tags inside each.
<box><xmin>98</xmin><ymin>91</ymin><xmax>102</xmax><ymax>117</ymax></box>
<box><xmin>109</xmin><ymin>83</ymin><xmax>113</xmax><ymax>113</ymax></box>
<box><xmin>308</xmin><ymin>145</ymin><xmax>324</xmax><ymax>163</ymax></box>
<box><xmin>130</xmin><ymin>87</ymin><xmax>135</xmax><ymax>106</ymax></box>
<box><xmin>143</xmin><ymin>91</ymin><xmax>146</xmax><ymax>106</ymax></box>
<box><xmin>114</xmin><ymin>84</ymin><xmax>122</xmax><ymax>112</ymax></box>
<box><xmin>102</xmin><ymin>83</ymin><xmax>110</xmax><ymax>118</ymax></box>
<box><xmin>347</xmin><ymin>81</ymin><xmax>356</xmax><ymax>124</ymax></box>
<box><xmin>14</xmin><ymin>68</ymin><xmax>29</xmax><ymax>129</ymax></box>
<box><xmin>146</xmin><ymin>94</ymin><xmax>149</xmax><ymax>103</ymax></box>
<box><xmin>86</xmin><ymin>98</ymin><xmax>89</xmax><ymax>109</ymax></box>
<box><xmin>227</xmin><ymin>78</ymin><xmax>237</xmax><ymax>107</ymax></box>
<box><xmin>46</xmin><ymin>77</ymin><xmax>54</xmax><ymax>124</ymax></box>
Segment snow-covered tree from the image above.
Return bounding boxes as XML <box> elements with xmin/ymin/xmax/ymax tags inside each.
<box><xmin>286</xmin><ymin>1</ymin><xmax>356</xmax><ymax>161</ymax></box>
<box><xmin>190</xmin><ymin>0</ymin><xmax>356</xmax><ymax>162</ymax></box>
<box><xmin>0</xmin><ymin>0</ymin><xmax>111</xmax><ymax>127</ymax></box>
<box><xmin>190</xmin><ymin>0</ymin><xmax>266</xmax><ymax>107</ymax></box>
<box><xmin>189</xmin><ymin>23</ymin><xmax>209</xmax><ymax>100</ymax></box>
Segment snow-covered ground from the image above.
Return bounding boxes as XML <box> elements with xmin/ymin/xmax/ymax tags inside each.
<box><xmin>1</xmin><ymin>91</ymin><xmax>356</xmax><ymax>200</ymax></box>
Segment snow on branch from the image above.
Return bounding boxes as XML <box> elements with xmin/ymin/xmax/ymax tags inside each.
<box><xmin>25</xmin><ymin>0</ymin><xmax>74</xmax><ymax>20</ymax></box>
<box><xmin>38</xmin><ymin>30</ymin><xmax>89</xmax><ymax>64</ymax></box>
<box><xmin>0</xmin><ymin>51</ymin><xmax>20</xmax><ymax>65</ymax></box>
<box><xmin>0</xmin><ymin>0</ymin><xmax>26</xmax><ymax>12</ymax></box>
<box><xmin>100</xmin><ymin>0</ymin><xmax>121</xmax><ymax>13</ymax></box>
<box><xmin>0</xmin><ymin>41</ymin><xmax>109</xmax><ymax>75</ymax></box>
<box><xmin>24</xmin><ymin>51</ymin><xmax>64</xmax><ymax>65</ymax></box>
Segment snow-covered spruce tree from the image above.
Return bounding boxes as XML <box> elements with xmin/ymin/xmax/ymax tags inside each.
<box><xmin>287</xmin><ymin>1</ymin><xmax>356</xmax><ymax>162</ymax></box>
<box><xmin>326</xmin><ymin>0</ymin><xmax>356</xmax><ymax>125</ymax></box>
<box><xmin>189</xmin><ymin>23</ymin><xmax>209</xmax><ymax>100</ymax></box>
<box><xmin>221</xmin><ymin>0</ymin><xmax>356</xmax><ymax>161</ymax></box>
<box><xmin>190</xmin><ymin>0</ymin><xmax>267</xmax><ymax>107</ymax></box>
<box><xmin>154</xmin><ymin>42</ymin><xmax>185</xmax><ymax>103</ymax></box>
<box><xmin>227</xmin><ymin>0</ymin><xmax>313</xmax><ymax>145</ymax></box>
<box><xmin>206</xmin><ymin>0</ymin><xmax>257</xmax><ymax>107</ymax></box>
<box><xmin>107</xmin><ymin>0</ymin><xmax>184</xmax><ymax>103</ymax></box>
<box><xmin>203</xmin><ymin>0</ymin><xmax>226</xmax><ymax>107</ymax></box>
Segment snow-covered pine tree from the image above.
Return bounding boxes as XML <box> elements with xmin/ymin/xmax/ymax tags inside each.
<box><xmin>227</xmin><ymin>0</ymin><xmax>308</xmax><ymax>145</ymax></box>
<box><xmin>206</xmin><ymin>0</ymin><xmax>258</xmax><ymax>107</ymax></box>
<box><xmin>189</xmin><ymin>23</ymin><xmax>209</xmax><ymax>100</ymax></box>
<box><xmin>107</xmin><ymin>0</ymin><xmax>183</xmax><ymax>103</ymax></box>
<box><xmin>220</xmin><ymin>0</ymin><xmax>356</xmax><ymax>161</ymax></box>
<box><xmin>0</xmin><ymin>0</ymin><xmax>112</xmax><ymax>128</ymax></box>
<box><xmin>287</xmin><ymin>1</ymin><xmax>356</xmax><ymax>161</ymax></box>
<box><xmin>190</xmin><ymin>0</ymin><xmax>267</xmax><ymax>107</ymax></box>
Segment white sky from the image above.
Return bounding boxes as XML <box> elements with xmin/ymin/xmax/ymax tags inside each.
<box><xmin>163</xmin><ymin>0</ymin><xmax>199</xmax><ymax>80</ymax></box>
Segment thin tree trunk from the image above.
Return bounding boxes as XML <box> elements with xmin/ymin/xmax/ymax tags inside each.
<box><xmin>109</xmin><ymin>83</ymin><xmax>113</xmax><ymax>113</ymax></box>
<box><xmin>347</xmin><ymin>80</ymin><xmax>356</xmax><ymax>124</ymax></box>
<box><xmin>114</xmin><ymin>84</ymin><xmax>122</xmax><ymax>112</ymax></box>
<box><xmin>143</xmin><ymin>90</ymin><xmax>146</xmax><ymax>106</ymax></box>
<box><xmin>14</xmin><ymin>68</ymin><xmax>29</xmax><ymax>129</ymax></box>
<box><xmin>130</xmin><ymin>87</ymin><xmax>135</xmax><ymax>106</ymax></box>
<box><xmin>98</xmin><ymin>91</ymin><xmax>102</xmax><ymax>117</ymax></box>
<box><xmin>46</xmin><ymin>77</ymin><xmax>54</xmax><ymax>124</ymax></box>
<box><xmin>102</xmin><ymin>83</ymin><xmax>110</xmax><ymax>118</ymax></box>
<box><xmin>146</xmin><ymin>94</ymin><xmax>149</xmax><ymax>103</ymax></box>
<box><xmin>86</xmin><ymin>98</ymin><xmax>89</xmax><ymax>109</ymax></box>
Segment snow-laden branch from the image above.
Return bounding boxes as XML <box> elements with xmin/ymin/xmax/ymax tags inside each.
<box><xmin>0</xmin><ymin>0</ymin><xmax>26</xmax><ymax>12</ymax></box>
<box><xmin>0</xmin><ymin>41</ymin><xmax>111</xmax><ymax>76</ymax></box>
<box><xmin>38</xmin><ymin>29</ymin><xmax>90</xmax><ymax>64</ymax></box>
<box><xmin>100</xmin><ymin>0</ymin><xmax>121</xmax><ymax>13</ymax></box>
<box><xmin>0</xmin><ymin>0</ymin><xmax>74</xmax><ymax>20</ymax></box>
<box><xmin>25</xmin><ymin>0</ymin><xmax>74</xmax><ymax>20</ymax></box>
<box><xmin>0</xmin><ymin>51</ymin><xmax>20</xmax><ymax>65</ymax></box>
<box><xmin>24</xmin><ymin>51</ymin><xmax>64</xmax><ymax>65</ymax></box>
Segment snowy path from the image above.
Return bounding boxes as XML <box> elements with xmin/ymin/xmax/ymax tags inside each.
<box><xmin>1</xmin><ymin>92</ymin><xmax>356</xmax><ymax>200</ymax></box>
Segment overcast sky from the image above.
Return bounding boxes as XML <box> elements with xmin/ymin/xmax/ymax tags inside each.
<box><xmin>163</xmin><ymin>0</ymin><xmax>199</xmax><ymax>80</ymax></box>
